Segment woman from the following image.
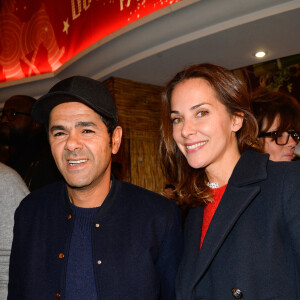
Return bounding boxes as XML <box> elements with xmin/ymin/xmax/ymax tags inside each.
<box><xmin>251</xmin><ymin>88</ymin><xmax>300</xmax><ymax>161</ymax></box>
<box><xmin>160</xmin><ymin>63</ymin><xmax>300</xmax><ymax>299</ymax></box>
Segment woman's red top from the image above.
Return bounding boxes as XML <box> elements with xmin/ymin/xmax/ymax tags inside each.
<box><xmin>200</xmin><ymin>185</ymin><xmax>227</xmax><ymax>249</ymax></box>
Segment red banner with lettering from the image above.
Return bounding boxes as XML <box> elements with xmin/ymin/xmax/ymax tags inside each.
<box><xmin>0</xmin><ymin>0</ymin><xmax>180</xmax><ymax>83</ymax></box>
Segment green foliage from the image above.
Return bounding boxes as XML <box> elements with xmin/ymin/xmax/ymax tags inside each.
<box><xmin>266</xmin><ymin>67</ymin><xmax>294</xmax><ymax>92</ymax></box>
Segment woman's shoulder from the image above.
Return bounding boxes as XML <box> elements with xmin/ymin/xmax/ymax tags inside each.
<box><xmin>267</xmin><ymin>160</ymin><xmax>300</xmax><ymax>177</ymax></box>
<box><xmin>265</xmin><ymin>161</ymin><xmax>300</xmax><ymax>198</ymax></box>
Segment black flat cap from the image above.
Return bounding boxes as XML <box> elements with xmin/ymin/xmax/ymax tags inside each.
<box><xmin>31</xmin><ymin>76</ymin><xmax>118</xmax><ymax>125</ymax></box>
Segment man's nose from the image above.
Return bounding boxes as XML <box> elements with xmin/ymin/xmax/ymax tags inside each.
<box><xmin>0</xmin><ymin>115</ymin><xmax>9</xmax><ymax>123</ymax></box>
<box><xmin>64</xmin><ymin>132</ymin><xmax>83</xmax><ymax>152</ymax></box>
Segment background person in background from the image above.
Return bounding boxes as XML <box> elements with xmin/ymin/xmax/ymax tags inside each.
<box><xmin>251</xmin><ymin>88</ymin><xmax>300</xmax><ymax>161</ymax></box>
<box><xmin>159</xmin><ymin>63</ymin><xmax>300</xmax><ymax>299</ymax></box>
<box><xmin>8</xmin><ymin>76</ymin><xmax>182</xmax><ymax>300</ymax></box>
<box><xmin>0</xmin><ymin>162</ymin><xmax>29</xmax><ymax>300</ymax></box>
<box><xmin>0</xmin><ymin>95</ymin><xmax>62</xmax><ymax>190</ymax></box>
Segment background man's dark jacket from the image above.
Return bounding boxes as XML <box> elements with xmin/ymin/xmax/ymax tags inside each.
<box><xmin>8</xmin><ymin>177</ymin><xmax>183</xmax><ymax>300</ymax></box>
<box><xmin>176</xmin><ymin>150</ymin><xmax>300</xmax><ymax>300</ymax></box>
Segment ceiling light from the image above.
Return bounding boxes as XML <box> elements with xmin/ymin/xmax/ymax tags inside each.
<box><xmin>255</xmin><ymin>51</ymin><xmax>266</xmax><ymax>58</ymax></box>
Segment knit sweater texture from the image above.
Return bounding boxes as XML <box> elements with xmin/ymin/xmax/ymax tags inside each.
<box><xmin>65</xmin><ymin>205</ymin><xmax>99</xmax><ymax>300</ymax></box>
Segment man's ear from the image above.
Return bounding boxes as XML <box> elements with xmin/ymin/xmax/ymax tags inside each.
<box><xmin>231</xmin><ymin>112</ymin><xmax>244</xmax><ymax>132</ymax></box>
<box><xmin>111</xmin><ymin>126</ymin><xmax>122</xmax><ymax>154</ymax></box>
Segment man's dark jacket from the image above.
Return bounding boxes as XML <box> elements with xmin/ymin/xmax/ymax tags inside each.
<box><xmin>176</xmin><ymin>150</ymin><xmax>300</xmax><ymax>300</ymax></box>
<box><xmin>8</xmin><ymin>177</ymin><xmax>183</xmax><ymax>300</ymax></box>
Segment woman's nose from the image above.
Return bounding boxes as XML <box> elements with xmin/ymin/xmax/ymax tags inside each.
<box><xmin>181</xmin><ymin>119</ymin><xmax>197</xmax><ymax>138</ymax></box>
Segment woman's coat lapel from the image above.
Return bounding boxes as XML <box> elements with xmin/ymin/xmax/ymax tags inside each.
<box><xmin>179</xmin><ymin>150</ymin><xmax>269</xmax><ymax>296</ymax></box>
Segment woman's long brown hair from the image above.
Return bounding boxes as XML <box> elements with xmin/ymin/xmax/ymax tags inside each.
<box><xmin>159</xmin><ymin>63</ymin><xmax>259</xmax><ymax>208</ymax></box>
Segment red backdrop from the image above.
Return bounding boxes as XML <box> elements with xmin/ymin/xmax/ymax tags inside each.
<box><xmin>0</xmin><ymin>0</ymin><xmax>181</xmax><ymax>83</ymax></box>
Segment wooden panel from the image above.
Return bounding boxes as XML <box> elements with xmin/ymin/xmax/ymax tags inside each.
<box><xmin>105</xmin><ymin>77</ymin><xmax>165</xmax><ymax>194</ymax></box>
<box><xmin>105</xmin><ymin>77</ymin><xmax>163</xmax><ymax>132</ymax></box>
<box><xmin>130</xmin><ymin>131</ymin><xmax>165</xmax><ymax>194</ymax></box>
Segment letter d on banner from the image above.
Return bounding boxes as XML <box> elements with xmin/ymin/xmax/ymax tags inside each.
<box><xmin>83</xmin><ymin>0</ymin><xmax>92</xmax><ymax>11</ymax></box>
<box><xmin>71</xmin><ymin>0</ymin><xmax>81</xmax><ymax>20</ymax></box>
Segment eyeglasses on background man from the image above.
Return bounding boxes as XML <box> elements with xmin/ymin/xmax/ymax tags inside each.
<box><xmin>258</xmin><ymin>130</ymin><xmax>300</xmax><ymax>146</ymax></box>
<box><xmin>0</xmin><ymin>109</ymin><xmax>31</xmax><ymax>122</ymax></box>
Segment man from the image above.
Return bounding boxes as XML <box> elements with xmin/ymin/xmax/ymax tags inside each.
<box><xmin>0</xmin><ymin>162</ymin><xmax>29</xmax><ymax>300</ymax></box>
<box><xmin>0</xmin><ymin>95</ymin><xmax>61</xmax><ymax>190</ymax></box>
<box><xmin>8</xmin><ymin>76</ymin><xmax>182</xmax><ymax>300</ymax></box>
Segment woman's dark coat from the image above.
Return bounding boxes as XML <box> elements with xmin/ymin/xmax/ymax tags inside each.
<box><xmin>176</xmin><ymin>150</ymin><xmax>300</xmax><ymax>300</ymax></box>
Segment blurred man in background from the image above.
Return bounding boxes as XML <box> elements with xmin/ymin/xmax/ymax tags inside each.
<box><xmin>0</xmin><ymin>95</ymin><xmax>61</xmax><ymax>190</ymax></box>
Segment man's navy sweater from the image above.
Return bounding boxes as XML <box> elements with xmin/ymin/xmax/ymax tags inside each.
<box><xmin>8</xmin><ymin>177</ymin><xmax>183</xmax><ymax>299</ymax></box>
<box><xmin>65</xmin><ymin>205</ymin><xmax>99</xmax><ymax>300</ymax></box>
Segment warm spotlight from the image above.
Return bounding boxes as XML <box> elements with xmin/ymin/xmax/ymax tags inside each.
<box><xmin>255</xmin><ymin>51</ymin><xmax>266</xmax><ymax>58</ymax></box>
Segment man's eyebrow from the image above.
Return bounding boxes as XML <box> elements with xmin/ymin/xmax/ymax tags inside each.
<box><xmin>75</xmin><ymin>121</ymin><xmax>97</xmax><ymax>128</ymax></box>
<box><xmin>49</xmin><ymin>125</ymin><xmax>65</xmax><ymax>134</ymax></box>
<box><xmin>49</xmin><ymin>122</ymin><xmax>97</xmax><ymax>134</ymax></box>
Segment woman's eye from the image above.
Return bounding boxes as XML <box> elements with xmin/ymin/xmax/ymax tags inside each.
<box><xmin>171</xmin><ymin>117</ymin><xmax>181</xmax><ymax>124</ymax></box>
<box><xmin>197</xmin><ymin>111</ymin><xmax>208</xmax><ymax>117</ymax></box>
